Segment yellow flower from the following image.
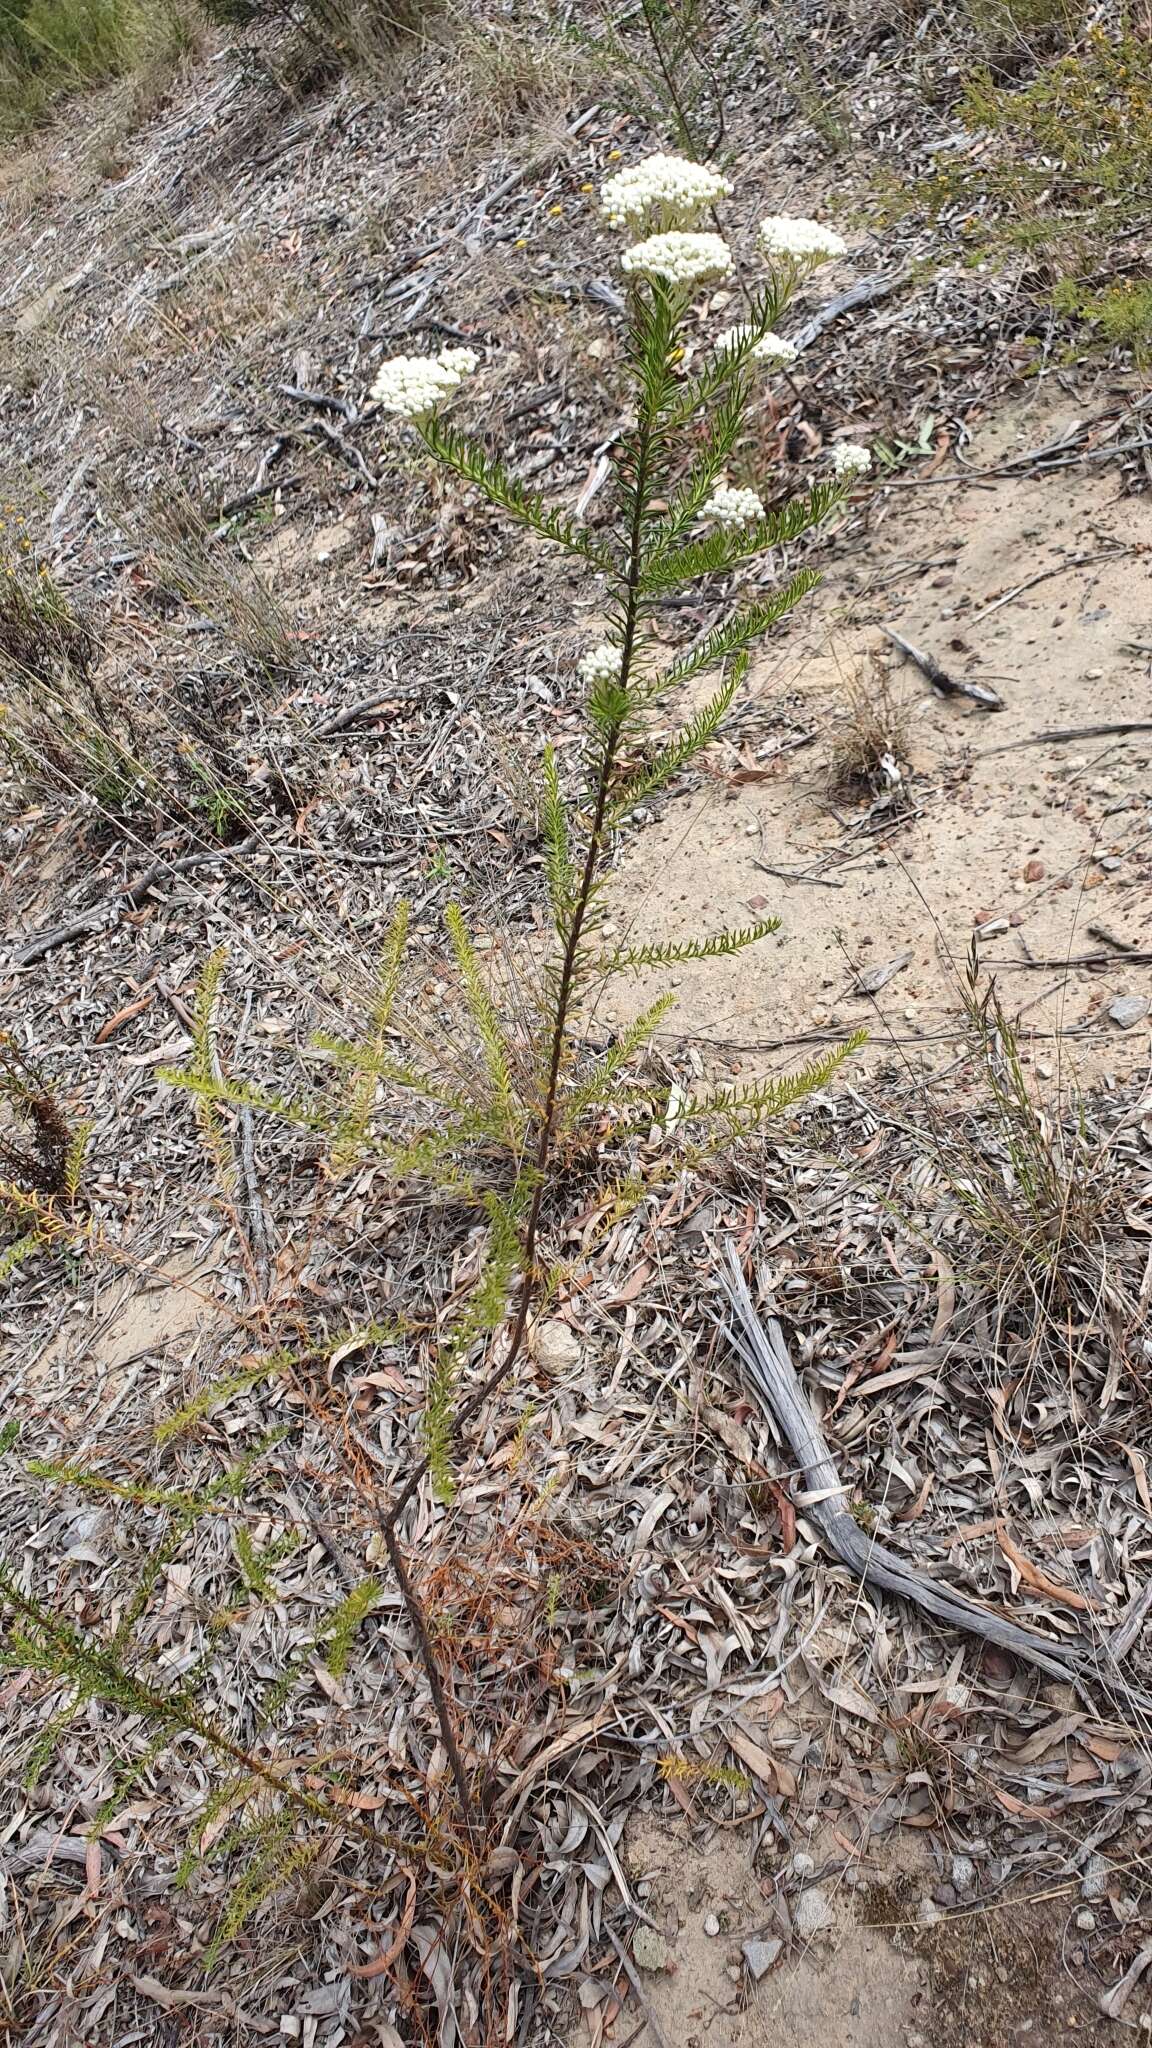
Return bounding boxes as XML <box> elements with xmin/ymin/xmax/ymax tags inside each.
<box><xmin>548</xmin><ymin>204</ymin><xmax>563</xmax><ymax>216</ymax></box>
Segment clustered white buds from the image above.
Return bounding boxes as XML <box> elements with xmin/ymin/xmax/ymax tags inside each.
<box><xmin>831</xmin><ymin>441</ymin><xmax>872</xmax><ymax>479</ymax></box>
<box><xmin>600</xmin><ymin>153</ymin><xmax>733</xmax><ymax>231</ymax></box>
<box><xmin>757</xmin><ymin>216</ymin><xmax>847</xmax><ymax>263</ymax></box>
<box><xmin>620</xmin><ymin>230</ymin><xmax>733</xmax><ymax>287</ymax></box>
<box><xmin>578</xmin><ymin>642</ymin><xmax>624</xmax><ymax>686</ymax></box>
<box><xmin>370</xmin><ymin>345</ymin><xmax>479</xmax><ymax>420</ymax></box>
<box><xmin>702</xmin><ymin>482</ymin><xmax>765</xmax><ymax>527</ymax></box>
<box><xmin>723</xmin><ymin>323</ymin><xmax>799</xmax><ymax>367</ymax></box>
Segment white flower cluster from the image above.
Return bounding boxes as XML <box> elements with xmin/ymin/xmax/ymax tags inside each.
<box><xmin>831</xmin><ymin>440</ymin><xmax>872</xmax><ymax>479</ymax></box>
<box><xmin>702</xmin><ymin>482</ymin><xmax>765</xmax><ymax>527</ymax></box>
<box><xmin>578</xmin><ymin>642</ymin><xmax>623</xmax><ymax>686</ymax></box>
<box><xmin>370</xmin><ymin>345</ymin><xmax>479</xmax><ymax>420</ymax></box>
<box><xmin>758</xmin><ymin>216</ymin><xmax>846</xmax><ymax>263</ymax></box>
<box><xmin>621</xmin><ymin>230</ymin><xmax>733</xmax><ymax>287</ymax></box>
<box><xmin>600</xmin><ymin>153</ymin><xmax>733</xmax><ymax>231</ymax></box>
<box><xmin>724</xmin><ymin>322</ymin><xmax>799</xmax><ymax>367</ymax></box>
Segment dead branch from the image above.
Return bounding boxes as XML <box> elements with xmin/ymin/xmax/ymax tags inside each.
<box><xmin>721</xmin><ymin>1244</ymin><xmax>1152</xmax><ymax>1721</ymax></box>
<box><xmin>882</xmin><ymin>627</ymin><xmax>1003</xmax><ymax>708</ymax></box>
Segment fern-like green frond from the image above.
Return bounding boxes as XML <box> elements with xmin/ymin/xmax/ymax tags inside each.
<box><xmin>417</xmin><ymin>418</ymin><xmax>615</xmax><ymax>568</ymax></box>
<box><xmin>641</xmin><ymin>571</ymin><xmax>821</xmax><ymax>701</ymax></box>
<box><xmin>322</xmin><ymin>1577</ymin><xmax>381</xmax><ymax>1677</ymax></box>
<box><xmin>645</xmin><ymin>482</ymin><xmax>844</xmax><ymax>591</ymax></box>
<box><xmin>645</xmin><ymin>375</ymin><xmax>750</xmax><ymax>555</ymax></box>
<box><xmin>663</xmin><ymin>275</ymin><xmax>799</xmax><ymax>430</ymax></box>
<box><xmin>602</xmin><ymin>919</ymin><xmax>780</xmax><ymax>974</ymax></box>
<box><xmin>161</xmin><ymin>1066</ymin><xmax>328</xmax><ymax>1133</ymax></box>
<box><xmin>186</xmin><ymin>948</ymin><xmax>234</xmax><ymax>1190</ymax></box>
<box><xmin>445</xmin><ymin>903</ymin><xmax>520</xmax><ymax>1142</ymax></box>
<box><xmin>540</xmin><ymin>743</ymin><xmax>576</xmax><ymax>931</ymax></box>
<box><xmin>682</xmin><ymin>1031</ymin><xmax>867</xmax><ymax>1127</ymax></box>
<box><xmin>562</xmin><ymin>993</ymin><xmax>676</xmax><ymax>1131</ymax></box>
<box><xmin>63</xmin><ymin>1121</ymin><xmax>90</xmax><ymax>1202</ymax></box>
<box><xmin>156</xmin><ymin>1353</ymin><xmax>288</xmax><ymax>1446</ymax></box>
<box><xmin>0</xmin><ymin>1227</ymin><xmax>45</xmax><ymax>1283</ymax></box>
<box><xmin>613</xmin><ymin>664</ymin><xmax>743</xmax><ymax>813</ymax></box>
<box><xmin>329</xmin><ymin>901</ymin><xmax>410</xmax><ymax>1173</ymax></box>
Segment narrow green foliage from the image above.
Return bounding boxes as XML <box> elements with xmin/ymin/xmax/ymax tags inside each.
<box><xmin>562</xmin><ymin>994</ymin><xmax>676</xmax><ymax>1131</ymax></box>
<box><xmin>204</xmin><ymin>1816</ymin><xmax>318</xmax><ymax>1965</ymax></box>
<box><xmin>234</xmin><ymin>1525</ymin><xmax>297</xmax><ymax>1600</ymax></box>
<box><xmin>540</xmin><ymin>744</ymin><xmax>576</xmax><ymax>931</ymax></box>
<box><xmin>663</xmin><ymin>277</ymin><xmax>799</xmax><ymax>430</ymax></box>
<box><xmin>646</xmin><ymin>482</ymin><xmax>844</xmax><ymax>591</ymax></box>
<box><xmin>648</xmin><ymin>373</ymin><xmax>751</xmax><ymax>552</ymax></box>
<box><xmin>162</xmin><ymin>1063</ymin><xmax>327</xmax><ymax>1133</ymax></box>
<box><xmin>684</xmin><ymin>1031</ymin><xmax>868</xmax><ymax>1129</ymax></box>
<box><xmin>613</xmin><ymin>664</ymin><xmax>741</xmax><ymax>812</ymax></box>
<box><xmin>0</xmin><ymin>1228</ymin><xmax>45</xmax><ymax>1283</ymax></box>
<box><xmin>186</xmin><ymin>948</ymin><xmax>234</xmax><ymax>1190</ymax></box>
<box><xmin>417</xmin><ymin>418</ymin><xmax>615</xmax><ymax>569</ymax></box>
<box><xmin>603</xmin><ymin>919</ymin><xmax>781</xmax><ymax>974</ymax></box>
<box><xmin>156</xmin><ymin>1353</ymin><xmax>288</xmax><ymax>1446</ymax></box>
<box><xmin>646</xmin><ymin>571</ymin><xmax>822</xmax><ymax>699</ymax></box>
<box><xmin>0</xmin><ymin>1418</ymin><xmax>19</xmax><ymax>1453</ymax></box>
<box><xmin>323</xmin><ymin>1577</ymin><xmax>381</xmax><ymax>1678</ymax></box>
<box><xmin>330</xmin><ymin>901</ymin><xmax>409</xmax><ymax>1173</ymax></box>
<box><xmin>445</xmin><ymin>903</ymin><xmax>520</xmax><ymax>1142</ymax></box>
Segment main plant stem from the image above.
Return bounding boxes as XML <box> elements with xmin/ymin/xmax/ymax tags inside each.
<box><xmin>380</xmin><ymin>407</ymin><xmax>657</xmax><ymax>1835</ymax></box>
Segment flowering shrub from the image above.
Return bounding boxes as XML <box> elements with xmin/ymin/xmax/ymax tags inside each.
<box><xmin>37</xmin><ymin>163</ymin><xmax>879</xmax><ymax>1969</ymax></box>
<box><xmin>360</xmin><ymin>157</ymin><xmax>872</xmax><ymax>1501</ymax></box>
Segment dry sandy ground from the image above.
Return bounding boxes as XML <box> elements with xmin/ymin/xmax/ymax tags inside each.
<box><xmin>605</xmin><ymin>394</ymin><xmax>1152</xmax><ymax>1098</ymax></box>
<box><xmin>571</xmin><ymin>1815</ymin><xmax>1128</xmax><ymax>2048</ymax></box>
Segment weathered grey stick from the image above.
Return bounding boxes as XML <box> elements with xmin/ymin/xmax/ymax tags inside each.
<box><xmin>721</xmin><ymin>1244</ymin><xmax>1152</xmax><ymax>1720</ymax></box>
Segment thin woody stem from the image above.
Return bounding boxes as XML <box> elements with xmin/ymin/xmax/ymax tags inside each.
<box><xmin>378</xmin><ymin>379</ymin><xmax>661</xmax><ymax>1831</ymax></box>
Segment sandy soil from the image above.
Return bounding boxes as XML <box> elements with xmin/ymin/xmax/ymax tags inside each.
<box><xmin>569</xmin><ymin>1815</ymin><xmax>1129</xmax><ymax>2048</ymax></box>
<box><xmin>606</xmin><ymin>394</ymin><xmax>1152</xmax><ymax>1095</ymax></box>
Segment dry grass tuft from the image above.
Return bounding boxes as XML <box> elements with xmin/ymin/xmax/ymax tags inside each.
<box><xmin>826</xmin><ymin>652</ymin><xmax>910</xmax><ymax>801</ymax></box>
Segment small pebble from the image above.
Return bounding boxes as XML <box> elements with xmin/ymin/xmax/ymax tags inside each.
<box><xmin>742</xmin><ymin>1937</ymin><xmax>782</xmax><ymax>1981</ymax></box>
<box><xmin>917</xmin><ymin>1896</ymin><xmax>942</xmax><ymax>1927</ymax></box>
<box><xmin>1108</xmin><ymin>994</ymin><xmax>1149</xmax><ymax>1031</ymax></box>
<box><xmin>951</xmin><ymin>1855</ymin><xmax>975</xmax><ymax>1893</ymax></box>
<box><xmin>791</xmin><ymin>1852</ymin><xmax>815</xmax><ymax>1879</ymax></box>
<box><xmin>1076</xmin><ymin>1910</ymin><xmax>1096</xmax><ymax>1932</ymax></box>
<box><xmin>793</xmin><ymin>1887</ymin><xmax>832</xmax><ymax>1937</ymax></box>
<box><xmin>632</xmin><ymin>1926</ymin><xmax>670</xmax><ymax>1973</ymax></box>
<box><xmin>703</xmin><ymin>1913</ymin><xmax>721</xmax><ymax>1937</ymax></box>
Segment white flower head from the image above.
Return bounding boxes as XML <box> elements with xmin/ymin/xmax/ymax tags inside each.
<box><xmin>757</xmin><ymin>216</ymin><xmax>846</xmax><ymax>264</ymax></box>
<box><xmin>723</xmin><ymin>322</ymin><xmax>799</xmax><ymax>367</ymax></box>
<box><xmin>370</xmin><ymin>344</ymin><xmax>478</xmax><ymax>420</ymax></box>
<box><xmin>600</xmin><ymin>153</ymin><xmax>733</xmax><ymax>232</ymax></box>
<box><xmin>621</xmin><ymin>230</ymin><xmax>733</xmax><ymax>288</ymax></box>
<box><xmin>831</xmin><ymin>440</ymin><xmax>872</xmax><ymax>480</ymax></box>
<box><xmin>435</xmin><ymin>346</ymin><xmax>479</xmax><ymax>377</ymax></box>
<box><xmin>578</xmin><ymin>642</ymin><xmax>624</xmax><ymax>687</ymax></box>
<box><xmin>702</xmin><ymin>482</ymin><xmax>765</xmax><ymax>527</ymax></box>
